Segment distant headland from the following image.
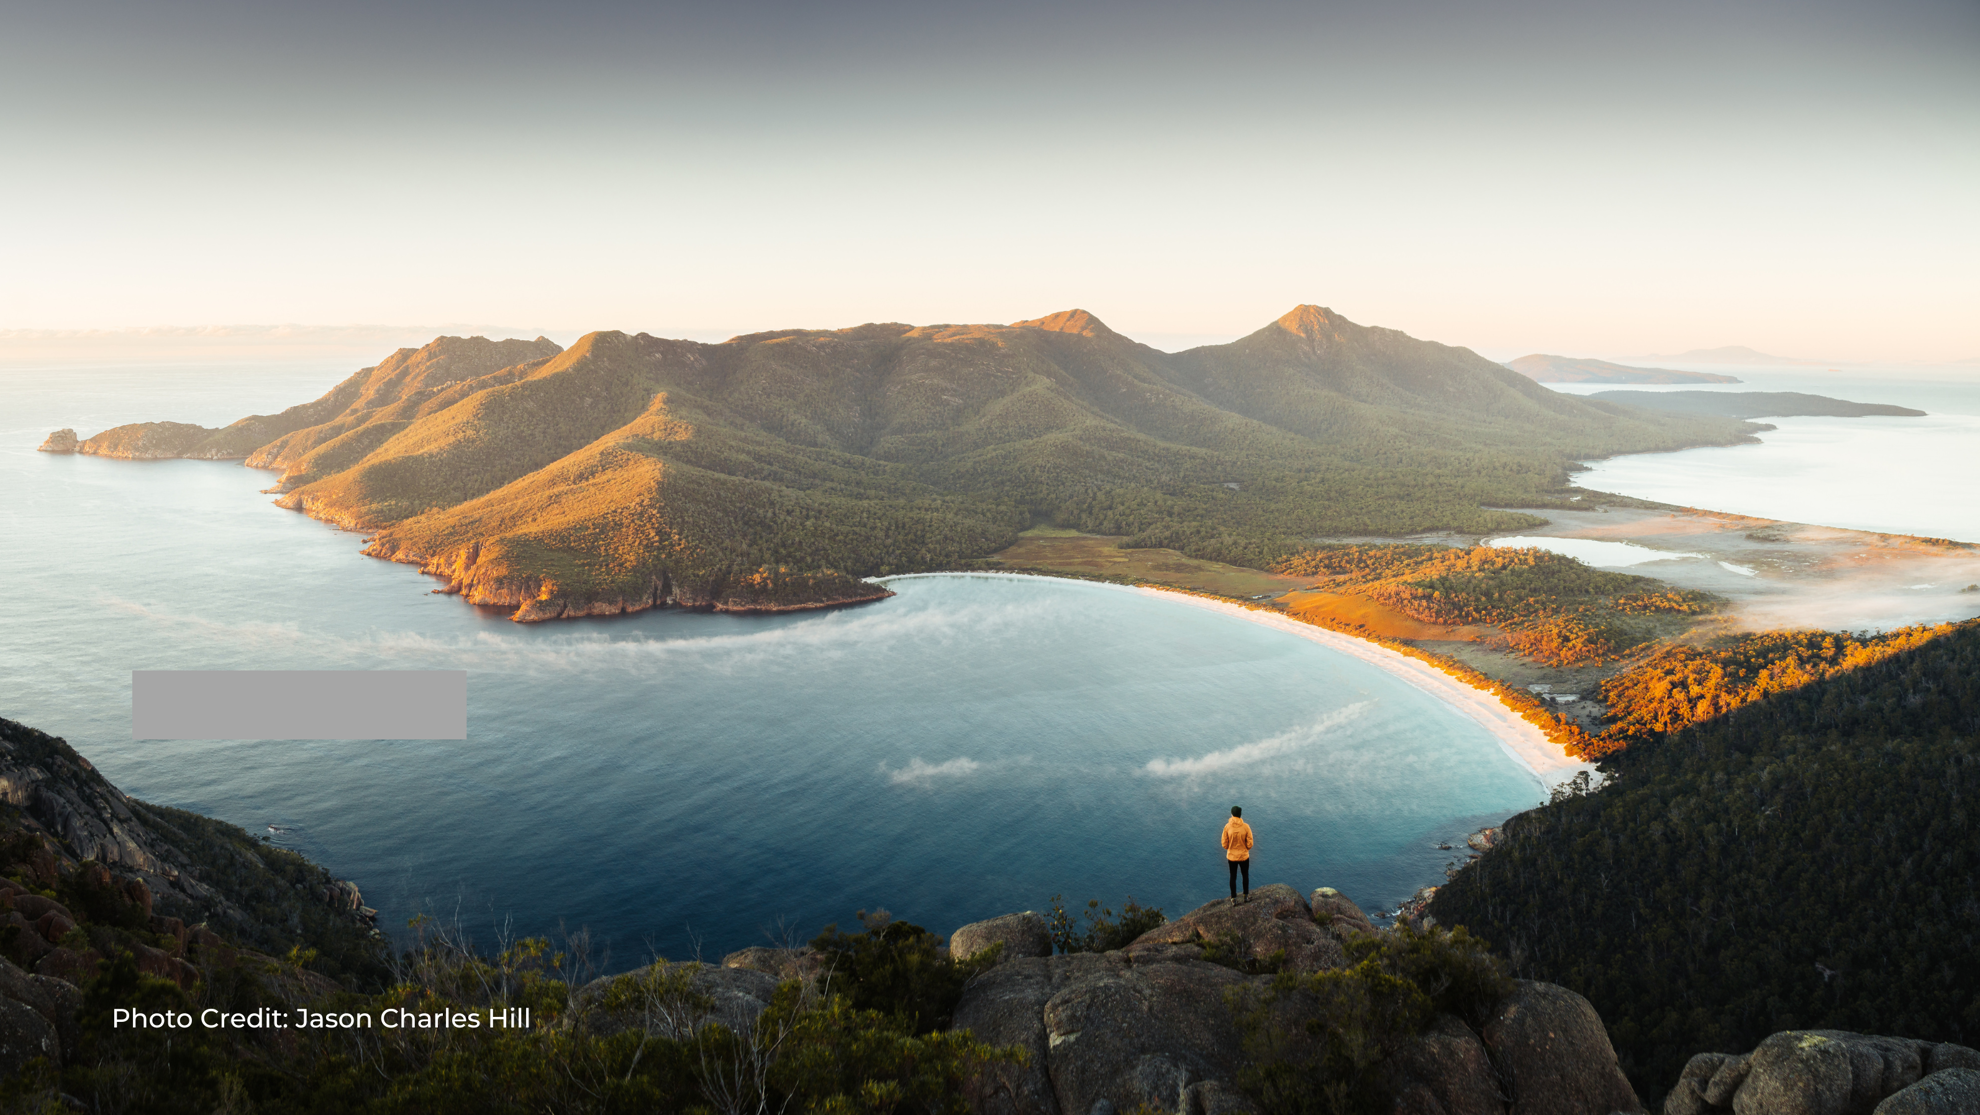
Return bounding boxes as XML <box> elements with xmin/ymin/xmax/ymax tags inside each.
<box><xmin>1503</xmin><ymin>354</ymin><xmax>1739</xmax><ymax>384</ymax></box>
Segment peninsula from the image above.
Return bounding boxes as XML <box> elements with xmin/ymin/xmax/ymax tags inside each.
<box><xmin>1589</xmin><ymin>389</ymin><xmax>1926</xmax><ymax>419</ymax></box>
<box><xmin>1503</xmin><ymin>354</ymin><xmax>1739</xmax><ymax>384</ymax></box>
<box><xmin>41</xmin><ymin>305</ymin><xmax>1757</xmax><ymax>622</ymax></box>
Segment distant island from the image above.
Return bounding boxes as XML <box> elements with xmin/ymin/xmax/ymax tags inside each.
<box><xmin>1591</xmin><ymin>389</ymin><xmax>1926</xmax><ymax>419</ymax></box>
<box><xmin>1645</xmin><ymin>344</ymin><xmax>1823</xmax><ymax>365</ymax></box>
<box><xmin>40</xmin><ymin>305</ymin><xmax>1759</xmax><ymax>621</ymax></box>
<box><xmin>1503</xmin><ymin>354</ymin><xmax>1739</xmax><ymax>384</ymax></box>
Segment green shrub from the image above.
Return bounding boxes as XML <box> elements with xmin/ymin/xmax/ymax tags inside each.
<box><xmin>809</xmin><ymin>910</ymin><xmax>996</xmax><ymax>1033</ymax></box>
<box><xmin>1199</xmin><ymin>929</ymin><xmax>1288</xmax><ymax>975</ymax></box>
<box><xmin>1230</xmin><ymin>924</ymin><xmax>1512</xmax><ymax>1115</ymax></box>
<box><xmin>1045</xmin><ymin>895</ymin><xmax>1167</xmax><ymax>954</ymax></box>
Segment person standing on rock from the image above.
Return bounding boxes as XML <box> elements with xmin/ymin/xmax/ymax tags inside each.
<box><xmin>1223</xmin><ymin>806</ymin><xmax>1253</xmax><ymax>903</ymax></box>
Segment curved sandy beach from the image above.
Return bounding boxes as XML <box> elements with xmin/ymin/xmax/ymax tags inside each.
<box><xmin>882</xmin><ymin>571</ymin><xmax>1596</xmax><ymax>790</ymax></box>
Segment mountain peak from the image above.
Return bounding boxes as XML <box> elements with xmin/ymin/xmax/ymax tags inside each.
<box><xmin>1011</xmin><ymin>309</ymin><xmax>1117</xmax><ymax>338</ymax></box>
<box><xmin>1275</xmin><ymin>305</ymin><xmax>1340</xmax><ymax>339</ymax></box>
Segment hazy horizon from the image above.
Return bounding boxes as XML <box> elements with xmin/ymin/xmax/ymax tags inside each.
<box><xmin>4</xmin><ymin>315</ymin><xmax>1976</xmax><ymax>371</ymax></box>
<box><xmin>4</xmin><ymin>0</ymin><xmax>1975</xmax><ymax>362</ymax></box>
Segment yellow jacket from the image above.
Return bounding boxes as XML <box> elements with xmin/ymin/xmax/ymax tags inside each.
<box><xmin>1222</xmin><ymin>817</ymin><xmax>1253</xmax><ymax>861</ymax></box>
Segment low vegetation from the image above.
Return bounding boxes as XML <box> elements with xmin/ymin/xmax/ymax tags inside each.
<box><xmin>1270</xmin><ymin>543</ymin><xmax>1720</xmax><ymax>667</ymax></box>
<box><xmin>1043</xmin><ymin>895</ymin><xmax>1167</xmax><ymax>955</ymax></box>
<box><xmin>1230</xmin><ymin>924</ymin><xmax>1511</xmax><ymax>1115</ymax></box>
<box><xmin>8</xmin><ymin>914</ymin><xmax>1021</xmax><ymax>1115</ymax></box>
<box><xmin>1580</xmin><ymin>624</ymin><xmax>1955</xmax><ymax>757</ymax></box>
<box><xmin>809</xmin><ymin>910</ymin><xmax>1001</xmax><ymax>1033</ymax></box>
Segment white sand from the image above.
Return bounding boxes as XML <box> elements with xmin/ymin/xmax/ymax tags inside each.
<box><xmin>1131</xmin><ymin>588</ymin><xmax>1596</xmax><ymax>791</ymax></box>
<box><xmin>880</xmin><ymin>572</ymin><xmax>1596</xmax><ymax>790</ymax></box>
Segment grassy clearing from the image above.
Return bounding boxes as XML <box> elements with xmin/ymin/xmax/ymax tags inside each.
<box><xmin>981</xmin><ymin>530</ymin><xmax>1307</xmax><ymax>598</ymax></box>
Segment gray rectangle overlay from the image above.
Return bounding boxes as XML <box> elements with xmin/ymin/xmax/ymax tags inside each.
<box><xmin>132</xmin><ymin>671</ymin><xmax>467</xmax><ymax>740</ymax></box>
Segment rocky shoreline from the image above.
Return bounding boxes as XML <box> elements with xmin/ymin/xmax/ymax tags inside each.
<box><xmin>386</xmin><ymin>541</ymin><xmax>897</xmax><ymax>621</ymax></box>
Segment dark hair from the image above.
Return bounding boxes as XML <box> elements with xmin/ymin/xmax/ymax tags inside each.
<box><xmin>1231</xmin><ymin>806</ymin><xmax>1242</xmax><ymax>817</ymax></box>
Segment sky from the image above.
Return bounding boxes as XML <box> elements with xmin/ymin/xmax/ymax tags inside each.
<box><xmin>2</xmin><ymin>0</ymin><xmax>1975</xmax><ymax>362</ymax></box>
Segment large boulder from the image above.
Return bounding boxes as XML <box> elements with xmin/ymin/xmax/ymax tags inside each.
<box><xmin>1310</xmin><ymin>887</ymin><xmax>1376</xmax><ymax>937</ymax></box>
<box><xmin>1924</xmin><ymin>1044</ymin><xmax>1980</xmax><ymax>1074</ymax></box>
<box><xmin>1664</xmin><ymin>1053</ymin><xmax>1740</xmax><ymax>1115</ymax></box>
<box><xmin>5</xmin><ymin>896</ymin><xmax>72</xmax><ymax>924</ymax></box>
<box><xmin>1388</xmin><ymin>1013</ymin><xmax>1508</xmax><ymax>1115</ymax></box>
<box><xmin>1731</xmin><ymin>1031</ymin><xmax>1927</xmax><ymax>1115</ymax></box>
<box><xmin>952</xmin><ymin>913</ymin><xmax>1052</xmax><ymax>965</ymax></box>
<box><xmin>34</xmin><ymin>949</ymin><xmax>100</xmax><ymax>987</ymax></box>
<box><xmin>0</xmin><ymin>958</ymin><xmax>80</xmax><ymax>1059</ymax></box>
<box><xmin>1045</xmin><ymin>955</ymin><xmax>1251</xmax><ymax>1113</ymax></box>
<box><xmin>950</xmin><ymin>951</ymin><xmax>1074</xmax><ymax>1115</ymax></box>
<box><xmin>1669</xmin><ymin>1032</ymin><xmax>1980</xmax><ymax>1115</ymax></box>
<box><xmin>2</xmin><ymin>912</ymin><xmax>55</xmax><ymax>966</ymax></box>
<box><xmin>1704</xmin><ymin>1055</ymin><xmax>1754</xmax><ymax>1107</ymax></box>
<box><xmin>1481</xmin><ymin>980</ymin><xmax>1642</xmax><ymax>1115</ymax></box>
<box><xmin>1126</xmin><ymin>884</ymin><xmax>1345</xmax><ymax>973</ymax></box>
<box><xmin>1872</xmin><ymin>1069</ymin><xmax>1980</xmax><ymax>1115</ymax></box>
<box><xmin>0</xmin><ymin>997</ymin><xmax>59</xmax><ymax>1078</ymax></box>
<box><xmin>952</xmin><ymin>950</ymin><xmax>1254</xmax><ymax>1115</ymax></box>
<box><xmin>36</xmin><ymin>429</ymin><xmax>78</xmax><ymax>453</ymax></box>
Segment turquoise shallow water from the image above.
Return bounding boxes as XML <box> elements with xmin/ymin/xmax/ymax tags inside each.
<box><xmin>0</xmin><ymin>364</ymin><xmax>1545</xmax><ymax>960</ymax></box>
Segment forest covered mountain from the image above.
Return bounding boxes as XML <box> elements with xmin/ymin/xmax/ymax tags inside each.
<box><xmin>55</xmin><ymin>306</ymin><xmax>1754</xmax><ymax>620</ymax></box>
<box><xmin>1429</xmin><ymin>619</ymin><xmax>1980</xmax><ymax>1102</ymax></box>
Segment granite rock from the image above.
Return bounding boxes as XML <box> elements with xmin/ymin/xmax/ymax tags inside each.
<box><xmin>1481</xmin><ymin>979</ymin><xmax>1642</xmax><ymax>1115</ymax></box>
<box><xmin>952</xmin><ymin>912</ymin><xmax>1053</xmax><ymax>965</ymax></box>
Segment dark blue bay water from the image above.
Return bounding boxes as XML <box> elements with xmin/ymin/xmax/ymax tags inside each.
<box><xmin>0</xmin><ymin>364</ymin><xmax>1546</xmax><ymax>963</ymax></box>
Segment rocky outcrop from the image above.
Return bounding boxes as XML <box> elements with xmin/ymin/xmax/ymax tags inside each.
<box><xmin>1874</xmin><ymin>1069</ymin><xmax>1980</xmax><ymax>1115</ymax></box>
<box><xmin>949</xmin><ymin>888</ymin><xmax>1644</xmax><ymax>1115</ymax></box>
<box><xmin>1484</xmin><ymin>980</ymin><xmax>1642</xmax><ymax>1114</ymax></box>
<box><xmin>0</xmin><ymin>716</ymin><xmax>383</xmax><ymax>970</ymax></box>
<box><xmin>1398</xmin><ymin>885</ymin><xmax>1440</xmax><ymax>926</ymax></box>
<box><xmin>952</xmin><ymin>949</ymin><xmax>1254</xmax><ymax>1115</ymax></box>
<box><xmin>0</xmin><ymin>950</ymin><xmax>92</xmax><ymax>1078</ymax></box>
<box><xmin>0</xmin><ymin>996</ymin><xmax>61</xmax><ymax>1079</ymax></box>
<box><xmin>377</xmin><ymin>537</ymin><xmax>897</xmax><ymax>623</ymax></box>
<box><xmin>1124</xmin><ymin>884</ymin><xmax>1346</xmax><ymax>973</ymax></box>
<box><xmin>951</xmin><ymin>912</ymin><xmax>1053</xmax><ymax>964</ymax></box>
<box><xmin>1663</xmin><ymin>1031</ymin><xmax>1980</xmax><ymax>1115</ymax></box>
<box><xmin>36</xmin><ymin>429</ymin><xmax>77</xmax><ymax>453</ymax></box>
<box><xmin>1311</xmin><ymin>886</ymin><xmax>1376</xmax><ymax>937</ymax></box>
<box><xmin>1387</xmin><ymin>1013</ymin><xmax>1507</xmax><ymax>1115</ymax></box>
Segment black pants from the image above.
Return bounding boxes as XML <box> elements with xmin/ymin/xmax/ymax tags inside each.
<box><xmin>1228</xmin><ymin>858</ymin><xmax>1249</xmax><ymax>899</ymax></box>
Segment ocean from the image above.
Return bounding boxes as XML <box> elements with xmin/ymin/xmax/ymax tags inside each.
<box><xmin>1548</xmin><ymin>365</ymin><xmax>1980</xmax><ymax>544</ymax></box>
<box><xmin>0</xmin><ymin>361</ymin><xmax>1544</xmax><ymax>961</ymax></box>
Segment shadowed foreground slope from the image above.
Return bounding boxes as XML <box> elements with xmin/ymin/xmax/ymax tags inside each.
<box><xmin>58</xmin><ymin>306</ymin><xmax>1754</xmax><ymax>620</ymax></box>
